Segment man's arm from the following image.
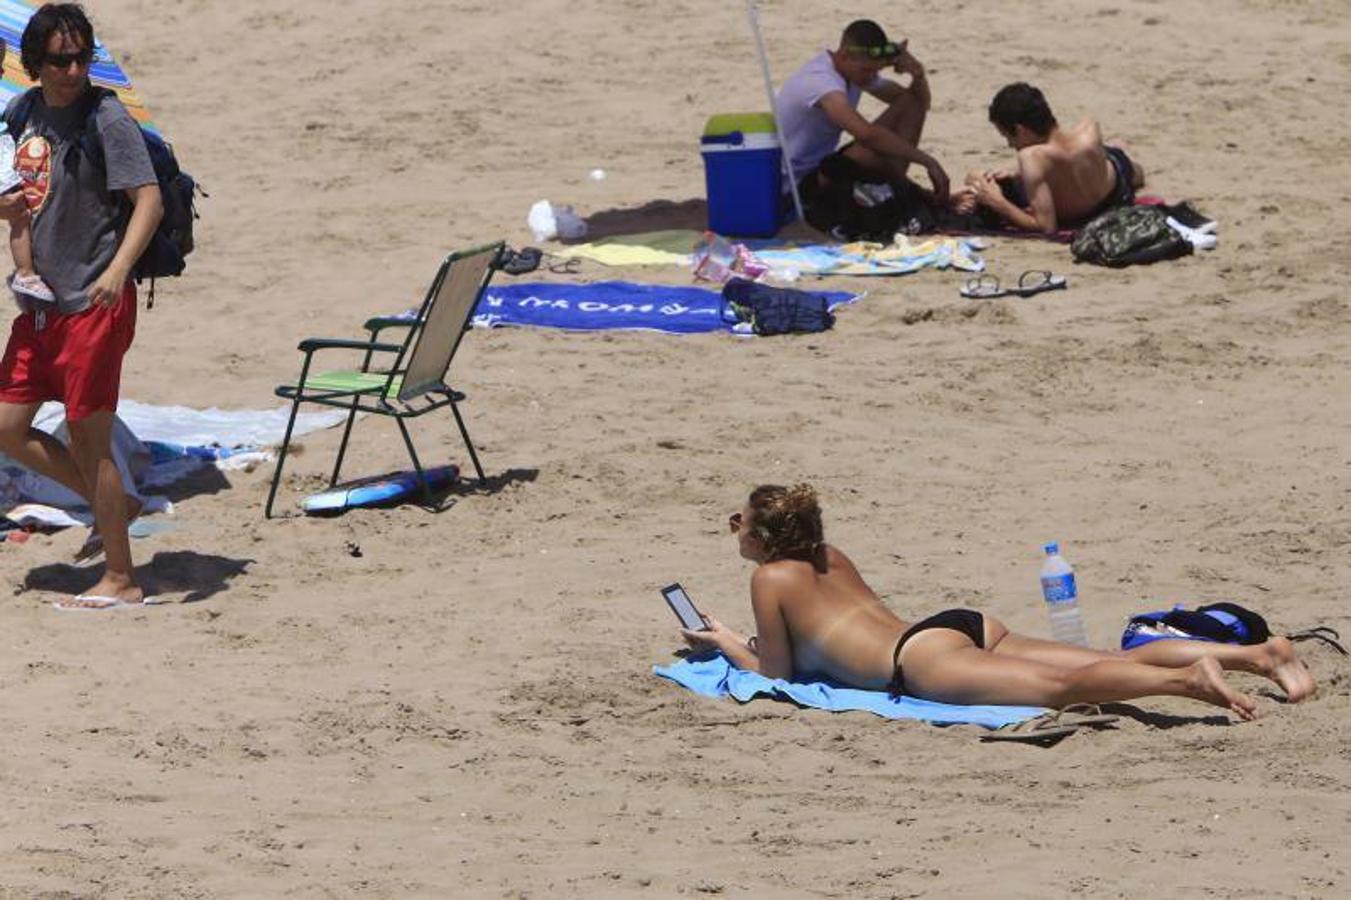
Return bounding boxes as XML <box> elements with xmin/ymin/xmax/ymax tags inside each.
<box><xmin>818</xmin><ymin>90</ymin><xmax>937</xmax><ymax>173</ymax></box>
<box><xmin>87</xmin><ymin>182</ymin><xmax>163</xmax><ymax>306</ymax></box>
<box><xmin>972</xmin><ymin>153</ymin><xmax>1059</xmax><ymax>233</ymax></box>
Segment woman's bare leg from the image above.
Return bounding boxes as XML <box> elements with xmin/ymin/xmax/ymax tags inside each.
<box><xmin>899</xmin><ymin>630</ymin><xmax>1257</xmax><ymax>719</ymax></box>
<box><xmin>986</xmin><ymin>617</ymin><xmax>1315</xmax><ymax>702</ymax></box>
<box><xmin>1125</xmin><ymin>636</ymin><xmax>1314</xmax><ymax>701</ymax></box>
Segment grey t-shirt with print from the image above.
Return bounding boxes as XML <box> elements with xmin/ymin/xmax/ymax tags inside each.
<box><xmin>5</xmin><ymin>88</ymin><xmax>156</xmax><ymax>315</ymax></box>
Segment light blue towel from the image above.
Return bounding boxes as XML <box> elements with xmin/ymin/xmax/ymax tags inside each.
<box><xmin>654</xmin><ymin>654</ymin><xmax>1045</xmax><ymax>729</ymax></box>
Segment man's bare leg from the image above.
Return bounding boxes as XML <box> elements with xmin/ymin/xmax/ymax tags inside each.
<box><xmin>0</xmin><ymin>400</ymin><xmax>143</xmax><ymax>558</ymax></box>
<box><xmin>0</xmin><ymin>400</ymin><xmax>91</xmax><ymax>497</ymax></box>
<box><xmin>841</xmin><ymin>89</ymin><xmax>928</xmax><ymax>183</ymax></box>
<box><xmin>60</xmin><ymin>411</ymin><xmax>142</xmax><ymax>607</ymax></box>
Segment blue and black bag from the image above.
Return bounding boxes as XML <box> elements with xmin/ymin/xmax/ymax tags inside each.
<box><xmin>4</xmin><ymin>85</ymin><xmax>201</xmax><ymax>306</ymax></box>
<box><xmin>1121</xmin><ymin>602</ymin><xmax>1270</xmax><ymax>650</ymax></box>
<box><xmin>720</xmin><ymin>278</ymin><xmax>835</xmax><ymax>336</ymax></box>
<box><xmin>1122</xmin><ymin>602</ymin><xmax>1346</xmax><ymax>655</ymax></box>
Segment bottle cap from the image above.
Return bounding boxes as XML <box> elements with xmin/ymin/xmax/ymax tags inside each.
<box><xmin>1043</xmin><ymin>542</ymin><xmax>1059</xmax><ymax>555</ymax></box>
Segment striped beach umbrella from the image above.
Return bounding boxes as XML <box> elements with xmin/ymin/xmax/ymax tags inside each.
<box><xmin>0</xmin><ymin>0</ymin><xmax>157</xmax><ymax>135</ymax></box>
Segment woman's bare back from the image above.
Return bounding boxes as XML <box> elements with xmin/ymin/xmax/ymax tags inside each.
<box><xmin>770</xmin><ymin>546</ymin><xmax>911</xmax><ymax>689</ymax></box>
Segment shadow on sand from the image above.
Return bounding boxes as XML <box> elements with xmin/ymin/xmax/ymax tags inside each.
<box><xmin>568</xmin><ymin>198</ymin><xmax>820</xmax><ymax>244</ymax></box>
<box><xmin>24</xmin><ymin>549</ymin><xmax>253</xmax><ymax>604</ymax></box>
<box><xmin>1100</xmin><ymin>702</ymin><xmax>1234</xmax><ymax>729</ymax></box>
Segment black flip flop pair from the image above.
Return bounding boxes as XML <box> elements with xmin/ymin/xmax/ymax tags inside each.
<box><xmin>494</xmin><ymin>246</ymin><xmax>586</xmax><ymax>277</ymax></box>
<box><xmin>494</xmin><ymin>246</ymin><xmax>543</xmax><ymax>276</ymax></box>
<box><xmin>960</xmin><ymin>270</ymin><xmax>1067</xmax><ymax>299</ymax></box>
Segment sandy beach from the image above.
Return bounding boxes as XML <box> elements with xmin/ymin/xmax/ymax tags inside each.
<box><xmin>1</xmin><ymin>0</ymin><xmax>1348</xmax><ymax>895</ymax></box>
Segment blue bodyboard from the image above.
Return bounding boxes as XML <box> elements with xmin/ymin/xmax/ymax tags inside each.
<box><xmin>302</xmin><ymin>464</ymin><xmax>460</xmax><ymax>514</ymax></box>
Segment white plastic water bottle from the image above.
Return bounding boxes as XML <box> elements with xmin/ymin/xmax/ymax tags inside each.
<box><xmin>1040</xmin><ymin>542</ymin><xmax>1089</xmax><ymax>646</ymax></box>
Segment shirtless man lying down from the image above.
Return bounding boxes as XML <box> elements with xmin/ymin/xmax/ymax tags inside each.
<box><xmin>967</xmin><ymin>82</ymin><xmax>1145</xmax><ymax>233</ymax></box>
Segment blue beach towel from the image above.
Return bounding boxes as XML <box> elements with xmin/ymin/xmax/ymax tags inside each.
<box><xmin>654</xmin><ymin>654</ymin><xmax>1045</xmax><ymax>729</ymax></box>
<box><xmin>471</xmin><ymin>281</ymin><xmax>858</xmax><ymax>334</ymax></box>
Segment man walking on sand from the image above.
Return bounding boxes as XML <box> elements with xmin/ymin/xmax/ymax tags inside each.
<box><xmin>775</xmin><ymin>18</ymin><xmax>957</xmax><ymax>232</ymax></box>
<box><xmin>0</xmin><ymin>3</ymin><xmax>162</xmax><ymax>610</ymax></box>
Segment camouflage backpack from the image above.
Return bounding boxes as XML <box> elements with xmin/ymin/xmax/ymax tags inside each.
<box><xmin>1071</xmin><ymin>205</ymin><xmax>1189</xmax><ymax>267</ymax></box>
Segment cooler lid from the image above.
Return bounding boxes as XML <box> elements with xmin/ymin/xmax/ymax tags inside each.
<box><xmin>703</xmin><ymin>112</ymin><xmax>777</xmax><ymax>138</ymax></box>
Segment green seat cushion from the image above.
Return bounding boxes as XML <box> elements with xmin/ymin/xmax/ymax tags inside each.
<box><xmin>300</xmin><ymin>370</ymin><xmax>402</xmax><ymax>396</ymax></box>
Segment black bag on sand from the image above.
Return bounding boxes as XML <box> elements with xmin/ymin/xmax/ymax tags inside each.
<box><xmin>721</xmin><ymin>278</ymin><xmax>835</xmax><ymax>336</ymax></box>
<box><xmin>1071</xmin><ymin>205</ymin><xmax>1190</xmax><ymax>267</ymax></box>
<box><xmin>800</xmin><ymin>154</ymin><xmax>936</xmax><ymax>241</ymax></box>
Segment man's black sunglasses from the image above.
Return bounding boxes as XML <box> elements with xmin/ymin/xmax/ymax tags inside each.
<box><xmin>44</xmin><ymin>49</ymin><xmax>95</xmax><ymax>68</ymax></box>
<box><xmin>845</xmin><ymin>42</ymin><xmax>903</xmax><ymax>60</ymax></box>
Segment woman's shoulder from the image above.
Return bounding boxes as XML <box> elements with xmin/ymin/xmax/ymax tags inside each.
<box><xmin>754</xmin><ymin>544</ymin><xmax>855</xmax><ymax>584</ymax></box>
<box><xmin>751</xmin><ymin>556</ymin><xmax>815</xmax><ymax>590</ymax></box>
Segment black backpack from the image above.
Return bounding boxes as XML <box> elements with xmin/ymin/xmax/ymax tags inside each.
<box><xmin>720</xmin><ymin>278</ymin><xmax>835</xmax><ymax>336</ymax></box>
<box><xmin>4</xmin><ymin>85</ymin><xmax>201</xmax><ymax>306</ymax></box>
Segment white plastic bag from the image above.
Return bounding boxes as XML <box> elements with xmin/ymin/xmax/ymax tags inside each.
<box><xmin>527</xmin><ymin>200</ymin><xmax>588</xmax><ymax>242</ymax></box>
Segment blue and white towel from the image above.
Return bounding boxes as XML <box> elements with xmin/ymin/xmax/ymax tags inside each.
<box><xmin>655</xmin><ymin>653</ymin><xmax>1044</xmax><ymax>729</ymax></box>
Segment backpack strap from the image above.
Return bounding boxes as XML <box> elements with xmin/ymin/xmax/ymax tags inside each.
<box><xmin>1286</xmin><ymin>626</ymin><xmax>1347</xmax><ymax>656</ymax></box>
<box><xmin>70</xmin><ymin>85</ymin><xmax>114</xmax><ymax>175</ymax></box>
<box><xmin>3</xmin><ymin>87</ymin><xmax>43</xmax><ymax>143</ymax></box>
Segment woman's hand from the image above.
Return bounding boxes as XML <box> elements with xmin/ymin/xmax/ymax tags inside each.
<box><xmin>681</xmin><ymin>614</ymin><xmax>743</xmax><ymax>655</ymax></box>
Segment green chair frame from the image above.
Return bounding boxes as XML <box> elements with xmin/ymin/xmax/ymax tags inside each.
<box><xmin>265</xmin><ymin>241</ymin><xmax>504</xmax><ymax>518</ymax></box>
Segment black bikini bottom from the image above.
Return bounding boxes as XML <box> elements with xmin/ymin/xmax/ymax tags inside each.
<box><xmin>887</xmin><ymin>608</ymin><xmax>986</xmax><ymax>696</ymax></box>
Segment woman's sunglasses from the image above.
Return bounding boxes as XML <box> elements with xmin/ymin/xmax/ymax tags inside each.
<box><xmin>729</xmin><ymin>512</ymin><xmax>744</xmax><ymax>533</ymax></box>
<box><xmin>44</xmin><ymin>49</ymin><xmax>94</xmax><ymax>69</ymax></box>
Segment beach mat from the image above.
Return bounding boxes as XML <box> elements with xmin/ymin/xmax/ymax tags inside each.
<box><xmin>471</xmin><ymin>281</ymin><xmax>858</xmax><ymax>334</ymax></box>
<box><xmin>555</xmin><ymin>231</ymin><xmax>984</xmax><ymax>276</ymax></box>
<box><xmin>655</xmin><ymin>654</ymin><xmax>1045</xmax><ymax>729</ymax></box>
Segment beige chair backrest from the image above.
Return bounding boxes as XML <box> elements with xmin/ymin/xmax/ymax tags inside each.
<box><xmin>396</xmin><ymin>242</ymin><xmax>500</xmax><ymax>402</ymax></box>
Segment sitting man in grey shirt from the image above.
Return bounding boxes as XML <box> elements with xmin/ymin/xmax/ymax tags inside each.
<box><xmin>775</xmin><ymin>19</ymin><xmax>963</xmax><ymax>235</ymax></box>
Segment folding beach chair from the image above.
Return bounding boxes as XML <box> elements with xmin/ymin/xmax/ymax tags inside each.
<box><xmin>265</xmin><ymin>241</ymin><xmax>504</xmax><ymax>518</ymax></box>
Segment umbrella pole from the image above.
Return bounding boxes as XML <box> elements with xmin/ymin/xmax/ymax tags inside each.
<box><xmin>744</xmin><ymin>0</ymin><xmax>805</xmax><ymax>227</ymax></box>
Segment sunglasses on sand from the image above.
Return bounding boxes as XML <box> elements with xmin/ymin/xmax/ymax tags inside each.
<box><xmin>44</xmin><ymin>49</ymin><xmax>94</xmax><ymax>69</ymax></box>
<box><xmin>845</xmin><ymin>42</ymin><xmax>904</xmax><ymax>61</ymax></box>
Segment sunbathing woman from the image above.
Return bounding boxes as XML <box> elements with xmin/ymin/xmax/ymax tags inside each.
<box><xmin>680</xmin><ymin>484</ymin><xmax>1316</xmax><ymax>720</ymax></box>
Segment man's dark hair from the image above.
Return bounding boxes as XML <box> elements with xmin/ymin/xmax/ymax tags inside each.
<box><xmin>989</xmin><ymin>83</ymin><xmax>1058</xmax><ymax>136</ymax></box>
<box><xmin>841</xmin><ymin>19</ymin><xmax>889</xmax><ymax>50</ymax></box>
<box><xmin>21</xmin><ymin>3</ymin><xmax>95</xmax><ymax>80</ymax></box>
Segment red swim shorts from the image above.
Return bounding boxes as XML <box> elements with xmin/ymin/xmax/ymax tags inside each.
<box><xmin>0</xmin><ymin>282</ymin><xmax>137</xmax><ymax>422</ymax></box>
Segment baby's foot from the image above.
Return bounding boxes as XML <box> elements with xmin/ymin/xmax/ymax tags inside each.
<box><xmin>9</xmin><ymin>271</ymin><xmax>55</xmax><ymax>303</ymax></box>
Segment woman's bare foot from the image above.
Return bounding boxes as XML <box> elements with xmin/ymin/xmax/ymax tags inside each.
<box><xmin>1186</xmin><ymin>657</ymin><xmax>1258</xmax><ymax>721</ymax></box>
<box><xmin>1254</xmin><ymin>636</ymin><xmax>1317</xmax><ymax>702</ymax></box>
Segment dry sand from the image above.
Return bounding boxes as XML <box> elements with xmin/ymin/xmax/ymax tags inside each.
<box><xmin>1</xmin><ymin>0</ymin><xmax>1349</xmax><ymax>895</ymax></box>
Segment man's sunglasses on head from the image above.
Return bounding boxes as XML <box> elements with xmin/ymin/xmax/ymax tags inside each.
<box><xmin>44</xmin><ymin>49</ymin><xmax>94</xmax><ymax>68</ymax></box>
<box><xmin>846</xmin><ymin>42</ymin><xmax>903</xmax><ymax>61</ymax></box>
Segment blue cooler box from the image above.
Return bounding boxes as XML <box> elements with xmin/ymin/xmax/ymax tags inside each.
<box><xmin>701</xmin><ymin>112</ymin><xmax>785</xmax><ymax>237</ymax></box>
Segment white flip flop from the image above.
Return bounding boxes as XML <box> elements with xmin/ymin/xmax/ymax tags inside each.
<box><xmin>52</xmin><ymin>594</ymin><xmax>145</xmax><ymax>611</ymax></box>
